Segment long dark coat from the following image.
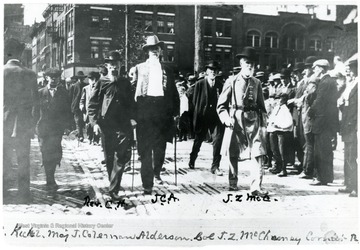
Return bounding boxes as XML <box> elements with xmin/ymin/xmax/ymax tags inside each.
<box><xmin>36</xmin><ymin>85</ymin><xmax>72</xmax><ymax>138</ymax></box>
<box><xmin>340</xmin><ymin>82</ymin><xmax>358</xmax><ymax>142</ymax></box>
<box><xmin>192</xmin><ymin>78</ymin><xmax>223</xmax><ymax>134</ymax></box>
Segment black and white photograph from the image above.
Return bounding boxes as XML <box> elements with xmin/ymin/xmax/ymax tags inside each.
<box><xmin>2</xmin><ymin>0</ymin><xmax>359</xmax><ymax>247</ymax></box>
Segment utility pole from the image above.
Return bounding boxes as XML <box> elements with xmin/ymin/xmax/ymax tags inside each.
<box><xmin>194</xmin><ymin>5</ymin><xmax>204</xmax><ymax>74</ymax></box>
<box><xmin>125</xmin><ymin>5</ymin><xmax>129</xmax><ymax>73</ymax></box>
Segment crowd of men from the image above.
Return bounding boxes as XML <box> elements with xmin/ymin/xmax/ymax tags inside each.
<box><xmin>3</xmin><ymin>35</ymin><xmax>358</xmax><ymax>204</ymax></box>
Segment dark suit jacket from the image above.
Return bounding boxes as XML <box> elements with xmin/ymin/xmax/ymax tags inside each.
<box><xmin>36</xmin><ymin>85</ymin><xmax>71</xmax><ymax>138</ymax></box>
<box><xmin>309</xmin><ymin>74</ymin><xmax>339</xmax><ymax>135</ymax></box>
<box><xmin>340</xmin><ymin>82</ymin><xmax>357</xmax><ymax>142</ymax></box>
<box><xmin>88</xmin><ymin>76</ymin><xmax>134</xmax><ymax>132</ymax></box>
<box><xmin>3</xmin><ymin>59</ymin><xmax>39</xmax><ymax>137</ymax></box>
<box><xmin>192</xmin><ymin>78</ymin><xmax>223</xmax><ymax>133</ymax></box>
<box><xmin>69</xmin><ymin>81</ymin><xmax>87</xmax><ymax>113</ymax></box>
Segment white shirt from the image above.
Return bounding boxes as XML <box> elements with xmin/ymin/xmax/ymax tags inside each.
<box><xmin>47</xmin><ymin>84</ymin><xmax>57</xmax><ymax>97</ymax></box>
<box><xmin>147</xmin><ymin>59</ymin><xmax>164</xmax><ymax>96</ymax></box>
<box><xmin>180</xmin><ymin>94</ymin><xmax>189</xmax><ymax>115</ymax></box>
<box><xmin>267</xmin><ymin>104</ymin><xmax>293</xmax><ymax>132</ymax></box>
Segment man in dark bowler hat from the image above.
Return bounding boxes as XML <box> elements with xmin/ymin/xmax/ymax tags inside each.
<box><xmin>133</xmin><ymin>35</ymin><xmax>179</xmax><ymax>195</ymax></box>
<box><xmin>308</xmin><ymin>59</ymin><xmax>339</xmax><ymax>186</ymax></box>
<box><xmin>36</xmin><ymin>68</ymin><xmax>72</xmax><ymax>191</ymax></box>
<box><xmin>188</xmin><ymin>60</ymin><xmax>224</xmax><ymax>175</ymax></box>
<box><xmin>217</xmin><ymin>47</ymin><xmax>268</xmax><ymax>195</ymax></box>
<box><xmin>69</xmin><ymin>71</ymin><xmax>87</xmax><ymax>142</ymax></box>
<box><xmin>88</xmin><ymin>51</ymin><xmax>135</xmax><ymax>200</ymax></box>
<box><xmin>3</xmin><ymin>38</ymin><xmax>39</xmax><ymax>203</ymax></box>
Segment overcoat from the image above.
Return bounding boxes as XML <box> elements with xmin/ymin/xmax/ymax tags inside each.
<box><xmin>192</xmin><ymin>78</ymin><xmax>223</xmax><ymax>134</ymax></box>
<box><xmin>340</xmin><ymin>80</ymin><xmax>358</xmax><ymax>143</ymax></box>
<box><xmin>217</xmin><ymin>74</ymin><xmax>267</xmax><ymax>160</ymax></box>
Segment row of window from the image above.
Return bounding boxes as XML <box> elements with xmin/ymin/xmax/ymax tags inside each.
<box><xmin>204</xmin><ymin>17</ymin><xmax>232</xmax><ymax>38</ymax></box>
<box><xmin>246</xmin><ymin>30</ymin><xmax>335</xmax><ymax>52</ymax></box>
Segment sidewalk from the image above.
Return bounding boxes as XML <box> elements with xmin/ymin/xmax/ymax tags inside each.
<box><xmin>3</xmin><ymin>135</ymin><xmax>358</xmax><ymax>219</ymax></box>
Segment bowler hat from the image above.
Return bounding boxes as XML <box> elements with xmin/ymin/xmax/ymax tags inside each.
<box><xmin>293</xmin><ymin>62</ymin><xmax>305</xmax><ymax>72</ymax></box>
<box><xmin>104</xmin><ymin>50</ymin><xmax>121</xmax><ymax>62</ymax></box>
<box><xmin>304</xmin><ymin>56</ymin><xmax>317</xmax><ymax>67</ymax></box>
<box><xmin>205</xmin><ymin>60</ymin><xmax>220</xmax><ymax>70</ymax></box>
<box><xmin>142</xmin><ymin>35</ymin><xmax>164</xmax><ymax>51</ymax></box>
<box><xmin>44</xmin><ymin>68</ymin><xmax>62</xmax><ymax>78</ymax></box>
<box><xmin>312</xmin><ymin>59</ymin><xmax>330</xmax><ymax>68</ymax></box>
<box><xmin>75</xmin><ymin>71</ymin><xmax>86</xmax><ymax>79</ymax></box>
<box><xmin>188</xmin><ymin>75</ymin><xmax>197</xmax><ymax>82</ymax></box>
<box><xmin>236</xmin><ymin>47</ymin><xmax>257</xmax><ymax>62</ymax></box>
<box><xmin>87</xmin><ymin>71</ymin><xmax>100</xmax><ymax>80</ymax></box>
<box><xmin>280</xmin><ymin>68</ymin><xmax>290</xmax><ymax>78</ymax></box>
<box><xmin>272</xmin><ymin>73</ymin><xmax>281</xmax><ymax>80</ymax></box>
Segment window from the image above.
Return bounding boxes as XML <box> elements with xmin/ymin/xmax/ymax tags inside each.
<box><xmin>67</xmin><ymin>39</ymin><xmax>73</xmax><ymax>63</ymax></box>
<box><xmin>90</xmin><ymin>39</ymin><xmax>112</xmax><ymax>59</ymax></box>
<box><xmin>215</xmin><ymin>19</ymin><xmax>232</xmax><ymax>38</ymax></box>
<box><xmin>325</xmin><ymin>37</ymin><xmax>335</xmax><ymax>52</ymax></box>
<box><xmin>166</xmin><ymin>44</ymin><xmax>174</xmax><ymax>62</ymax></box>
<box><xmin>145</xmin><ymin>19</ymin><xmax>153</xmax><ymax>32</ymax></box>
<box><xmin>101</xmin><ymin>17</ymin><xmax>110</xmax><ymax>29</ymax></box>
<box><xmin>204</xmin><ymin>17</ymin><xmax>212</xmax><ymax>37</ymax></box>
<box><xmin>247</xmin><ymin>31</ymin><xmax>261</xmax><ymax>47</ymax></box>
<box><xmin>91</xmin><ymin>46</ymin><xmax>99</xmax><ymax>58</ymax></box>
<box><xmin>157</xmin><ymin>20</ymin><xmax>165</xmax><ymax>33</ymax></box>
<box><xmin>91</xmin><ymin>16</ymin><xmax>100</xmax><ymax>27</ymax></box>
<box><xmin>265</xmin><ymin>32</ymin><xmax>278</xmax><ymax>48</ymax></box>
<box><xmin>283</xmin><ymin>35</ymin><xmax>305</xmax><ymax>50</ymax></box>
<box><xmin>66</xmin><ymin>10</ymin><xmax>74</xmax><ymax>37</ymax></box>
<box><xmin>204</xmin><ymin>43</ymin><xmax>212</xmax><ymax>61</ymax></box>
<box><xmin>309</xmin><ymin>38</ymin><xmax>322</xmax><ymax>51</ymax></box>
<box><xmin>167</xmin><ymin>21</ymin><xmax>174</xmax><ymax>34</ymax></box>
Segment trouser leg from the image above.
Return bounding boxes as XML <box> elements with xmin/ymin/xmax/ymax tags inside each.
<box><xmin>250</xmin><ymin>156</ymin><xmax>264</xmax><ymax>192</ymax></box>
<box><xmin>314</xmin><ymin>131</ymin><xmax>334</xmax><ymax>184</ymax></box>
<box><xmin>140</xmin><ymin>147</ymin><xmax>154</xmax><ymax>190</ymax></box>
<box><xmin>103</xmin><ymin>131</ymin><xmax>116</xmax><ymax>180</ymax></box>
<box><xmin>347</xmin><ymin>141</ymin><xmax>358</xmax><ymax>192</ymax></box>
<box><xmin>153</xmin><ymin>138</ymin><xmax>167</xmax><ymax>178</ymax></box>
<box><xmin>211</xmin><ymin>124</ymin><xmax>224</xmax><ymax>171</ymax></box>
<box><xmin>109</xmin><ymin>131</ymin><xmax>131</xmax><ymax>193</ymax></box>
<box><xmin>303</xmin><ymin>132</ymin><xmax>315</xmax><ymax>176</ymax></box>
<box><xmin>278</xmin><ymin>132</ymin><xmax>287</xmax><ymax>174</ymax></box>
<box><xmin>74</xmin><ymin>112</ymin><xmax>84</xmax><ymax>139</ymax></box>
<box><xmin>270</xmin><ymin>132</ymin><xmax>282</xmax><ymax>170</ymax></box>
<box><xmin>15</xmin><ymin>135</ymin><xmax>31</xmax><ymax>195</ymax></box>
<box><xmin>229</xmin><ymin>157</ymin><xmax>238</xmax><ymax>188</ymax></box>
<box><xmin>189</xmin><ymin>130</ymin><xmax>206</xmax><ymax>164</ymax></box>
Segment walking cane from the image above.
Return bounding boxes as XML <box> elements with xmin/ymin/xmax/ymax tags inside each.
<box><xmin>174</xmin><ymin>119</ymin><xmax>177</xmax><ymax>186</ymax></box>
<box><xmin>131</xmin><ymin>128</ymin><xmax>136</xmax><ymax>192</ymax></box>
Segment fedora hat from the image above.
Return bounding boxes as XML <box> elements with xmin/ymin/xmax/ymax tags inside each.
<box><xmin>236</xmin><ymin>47</ymin><xmax>257</xmax><ymax>62</ymax></box>
<box><xmin>205</xmin><ymin>60</ymin><xmax>220</xmax><ymax>70</ymax></box>
<box><xmin>104</xmin><ymin>50</ymin><xmax>121</xmax><ymax>63</ymax></box>
<box><xmin>87</xmin><ymin>71</ymin><xmax>100</xmax><ymax>80</ymax></box>
<box><xmin>142</xmin><ymin>35</ymin><xmax>164</xmax><ymax>51</ymax></box>
<box><xmin>304</xmin><ymin>56</ymin><xmax>317</xmax><ymax>67</ymax></box>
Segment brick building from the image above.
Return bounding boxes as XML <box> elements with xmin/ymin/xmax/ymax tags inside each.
<box><xmin>27</xmin><ymin>4</ymin><xmax>355</xmax><ymax>78</ymax></box>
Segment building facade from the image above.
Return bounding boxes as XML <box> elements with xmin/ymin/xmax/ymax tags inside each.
<box><xmin>28</xmin><ymin>4</ymin><xmax>354</xmax><ymax>78</ymax></box>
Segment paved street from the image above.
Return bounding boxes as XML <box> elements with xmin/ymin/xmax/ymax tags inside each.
<box><xmin>3</xmin><ymin>134</ymin><xmax>358</xmax><ymax>219</ymax></box>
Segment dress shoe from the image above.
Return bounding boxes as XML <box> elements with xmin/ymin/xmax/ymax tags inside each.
<box><xmin>229</xmin><ymin>186</ymin><xmax>239</xmax><ymax>191</ymax></box>
<box><xmin>155</xmin><ymin>176</ymin><xmax>164</xmax><ymax>185</ymax></box>
<box><xmin>109</xmin><ymin>191</ymin><xmax>123</xmax><ymax>200</ymax></box>
<box><xmin>349</xmin><ymin>191</ymin><xmax>358</xmax><ymax>197</ymax></box>
<box><xmin>251</xmin><ymin>190</ymin><xmax>269</xmax><ymax>197</ymax></box>
<box><xmin>310</xmin><ymin>180</ymin><xmax>327</xmax><ymax>186</ymax></box>
<box><xmin>338</xmin><ymin>188</ymin><xmax>352</xmax><ymax>193</ymax></box>
<box><xmin>211</xmin><ymin>169</ymin><xmax>224</xmax><ymax>176</ymax></box>
<box><xmin>17</xmin><ymin>193</ymin><xmax>33</xmax><ymax>204</ymax></box>
<box><xmin>188</xmin><ymin>162</ymin><xmax>195</xmax><ymax>169</ymax></box>
<box><xmin>269</xmin><ymin>168</ymin><xmax>281</xmax><ymax>174</ymax></box>
<box><xmin>278</xmin><ymin>171</ymin><xmax>288</xmax><ymax>177</ymax></box>
<box><xmin>298</xmin><ymin>173</ymin><xmax>313</xmax><ymax>179</ymax></box>
<box><xmin>161</xmin><ymin>167</ymin><xmax>166</xmax><ymax>172</ymax></box>
<box><xmin>79</xmin><ymin>137</ymin><xmax>84</xmax><ymax>142</ymax></box>
<box><xmin>46</xmin><ymin>182</ymin><xmax>59</xmax><ymax>191</ymax></box>
<box><xmin>101</xmin><ymin>159</ymin><xmax>106</xmax><ymax>164</ymax></box>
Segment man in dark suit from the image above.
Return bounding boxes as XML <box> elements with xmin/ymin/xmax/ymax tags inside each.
<box><xmin>36</xmin><ymin>68</ymin><xmax>71</xmax><ymax>191</ymax></box>
<box><xmin>88</xmin><ymin>51</ymin><xmax>135</xmax><ymax>200</ymax></box>
<box><xmin>338</xmin><ymin>59</ymin><xmax>358</xmax><ymax>197</ymax></box>
<box><xmin>309</xmin><ymin>59</ymin><xmax>339</xmax><ymax>186</ymax></box>
<box><xmin>133</xmin><ymin>35</ymin><xmax>179</xmax><ymax>195</ymax></box>
<box><xmin>3</xmin><ymin>38</ymin><xmax>39</xmax><ymax>203</ymax></box>
<box><xmin>69</xmin><ymin>71</ymin><xmax>87</xmax><ymax>142</ymax></box>
<box><xmin>189</xmin><ymin>60</ymin><xmax>224</xmax><ymax>175</ymax></box>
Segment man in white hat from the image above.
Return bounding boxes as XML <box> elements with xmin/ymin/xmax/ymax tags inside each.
<box><xmin>217</xmin><ymin>47</ymin><xmax>268</xmax><ymax>195</ymax></box>
<box><xmin>308</xmin><ymin>59</ymin><xmax>339</xmax><ymax>186</ymax></box>
<box><xmin>132</xmin><ymin>35</ymin><xmax>179</xmax><ymax>195</ymax></box>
